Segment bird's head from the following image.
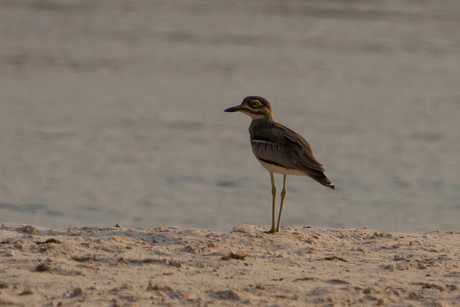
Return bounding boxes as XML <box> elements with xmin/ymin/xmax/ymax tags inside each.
<box><xmin>224</xmin><ymin>96</ymin><xmax>274</xmax><ymax>120</ymax></box>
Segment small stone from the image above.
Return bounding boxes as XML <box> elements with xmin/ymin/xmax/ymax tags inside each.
<box><xmin>108</xmin><ymin>287</ymin><xmax>120</xmax><ymax>294</ymax></box>
<box><xmin>216</xmin><ymin>289</ymin><xmax>241</xmax><ymax>300</ymax></box>
<box><xmin>377</xmin><ymin>298</ymin><xmax>385</xmax><ymax>306</ymax></box>
<box><xmin>169</xmin><ymin>260</ymin><xmax>182</xmax><ymax>268</ymax></box>
<box><xmin>408</xmin><ymin>292</ymin><xmax>418</xmax><ymax>299</ymax></box>
<box><xmin>363</xmin><ymin>287</ymin><xmax>378</xmax><ymax>294</ymax></box>
<box><xmin>19</xmin><ymin>288</ymin><xmax>33</xmax><ymax>295</ymax></box>
<box><xmin>21</xmin><ymin>225</ymin><xmax>37</xmax><ymax>235</ymax></box>
<box><xmin>0</xmin><ymin>282</ymin><xmax>9</xmax><ymax>289</ymax></box>
<box><xmin>168</xmin><ymin>290</ymin><xmax>194</xmax><ymax>299</ymax></box>
<box><xmin>394</xmin><ymin>254</ymin><xmax>404</xmax><ymax>261</ymax></box>
<box><xmin>147</xmin><ymin>281</ymin><xmax>172</xmax><ymax>292</ymax></box>
<box><xmin>70</xmin><ymin>288</ymin><xmax>83</xmax><ymax>297</ymax></box>
<box><xmin>72</xmin><ymin>255</ymin><xmax>96</xmax><ymax>262</ymax></box>
<box><xmin>230</xmin><ymin>250</ymin><xmax>247</xmax><ymax>260</ymax></box>
<box><xmin>324</xmin><ymin>256</ymin><xmax>348</xmax><ymax>262</ymax></box>
<box><xmin>383</xmin><ymin>264</ymin><xmax>394</xmax><ymax>270</ymax></box>
<box><xmin>118</xmin><ymin>295</ymin><xmax>137</xmax><ymax>302</ymax></box>
<box><xmin>120</xmin><ymin>283</ymin><xmax>135</xmax><ymax>291</ymax></box>
<box><xmin>35</xmin><ymin>238</ymin><xmax>61</xmax><ymax>245</ymax></box>
<box><xmin>326</xmin><ymin>279</ymin><xmax>349</xmax><ymax>285</ymax></box>
<box><xmin>147</xmin><ymin>280</ymin><xmax>154</xmax><ymax>289</ymax></box>
<box><xmin>35</xmin><ymin>264</ymin><xmax>52</xmax><ymax>272</ymax></box>
<box><xmin>255</xmin><ymin>284</ymin><xmax>265</xmax><ymax>290</ymax></box>
<box><xmin>185</xmin><ymin>244</ymin><xmax>207</xmax><ymax>254</ymax></box>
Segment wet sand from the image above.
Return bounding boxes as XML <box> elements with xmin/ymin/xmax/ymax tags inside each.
<box><xmin>1</xmin><ymin>223</ymin><xmax>460</xmax><ymax>306</ymax></box>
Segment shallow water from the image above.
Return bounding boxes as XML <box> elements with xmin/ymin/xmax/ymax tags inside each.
<box><xmin>0</xmin><ymin>0</ymin><xmax>459</xmax><ymax>233</ymax></box>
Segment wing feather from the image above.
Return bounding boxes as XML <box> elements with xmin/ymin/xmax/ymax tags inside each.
<box><xmin>250</xmin><ymin>122</ymin><xmax>325</xmax><ymax>173</ymax></box>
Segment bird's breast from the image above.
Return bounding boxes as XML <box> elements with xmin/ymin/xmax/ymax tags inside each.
<box><xmin>257</xmin><ymin>159</ymin><xmax>307</xmax><ymax>176</ymax></box>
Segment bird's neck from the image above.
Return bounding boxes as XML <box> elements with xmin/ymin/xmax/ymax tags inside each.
<box><xmin>249</xmin><ymin>115</ymin><xmax>275</xmax><ymax>131</ymax></box>
<box><xmin>250</xmin><ymin>114</ymin><xmax>274</xmax><ymax>123</ymax></box>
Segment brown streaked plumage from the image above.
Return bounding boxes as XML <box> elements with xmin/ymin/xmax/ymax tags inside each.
<box><xmin>224</xmin><ymin>96</ymin><xmax>334</xmax><ymax>233</ymax></box>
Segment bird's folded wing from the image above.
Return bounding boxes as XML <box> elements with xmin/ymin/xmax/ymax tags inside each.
<box><xmin>251</xmin><ymin>124</ymin><xmax>325</xmax><ymax>173</ymax></box>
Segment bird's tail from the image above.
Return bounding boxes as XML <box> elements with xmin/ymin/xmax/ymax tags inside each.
<box><xmin>309</xmin><ymin>173</ymin><xmax>335</xmax><ymax>189</ymax></box>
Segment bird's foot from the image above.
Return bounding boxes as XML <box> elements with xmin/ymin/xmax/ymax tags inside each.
<box><xmin>264</xmin><ymin>228</ymin><xmax>277</xmax><ymax>234</ymax></box>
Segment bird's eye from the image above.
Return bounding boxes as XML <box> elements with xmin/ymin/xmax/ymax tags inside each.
<box><xmin>250</xmin><ymin>100</ymin><xmax>260</xmax><ymax>108</ymax></box>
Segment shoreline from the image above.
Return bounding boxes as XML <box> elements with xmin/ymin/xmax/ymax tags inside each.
<box><xmin>1</xmin><ymin>223</ymin><xmax>459</xmax><ymax>306</ymax></box>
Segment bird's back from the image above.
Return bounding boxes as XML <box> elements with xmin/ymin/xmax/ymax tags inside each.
<box><xmin>250</xmin><ymin>119</ymin><xmax>335</xmax><ymax>189</ymax></box>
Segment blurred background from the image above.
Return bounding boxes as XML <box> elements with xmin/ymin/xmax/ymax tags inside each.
<box><xmin>0</xmin><ymin>0</ymin><xmax>459</xmax><ymax>233</ymax></box>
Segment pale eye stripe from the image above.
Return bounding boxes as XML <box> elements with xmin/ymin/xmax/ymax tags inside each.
<box><xmin>252</xmin><ymin>140</ymin><xmax>277</xmax><ymax>145</ymax></box>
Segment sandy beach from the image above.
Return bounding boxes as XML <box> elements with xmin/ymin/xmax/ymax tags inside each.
<box><xmin>1</xmin><ymin>223</ymin><xmax>460</xmax><ymax>306</ymax></box>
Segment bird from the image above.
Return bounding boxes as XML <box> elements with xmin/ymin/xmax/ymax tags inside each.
<box><xmin>224</xmin><ymin>96</ymin><xmax>334</xmax><ymax>233</ymax></box>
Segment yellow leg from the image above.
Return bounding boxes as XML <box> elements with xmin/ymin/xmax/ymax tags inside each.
<box><xmin>264</xmin><ymin>173</ymin><xmax>276</xmax><ymax>233</ymax></box>
<box><xmin>275</xmin><ymin>175</ymin><xmax>287</xmax><ymax>232</ymax></box>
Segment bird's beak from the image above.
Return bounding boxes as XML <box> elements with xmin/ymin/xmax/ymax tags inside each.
<box><xmin>224</xmin><ymin>105</ymin><xmax>242</xmax><ymax>113</ymax></box>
